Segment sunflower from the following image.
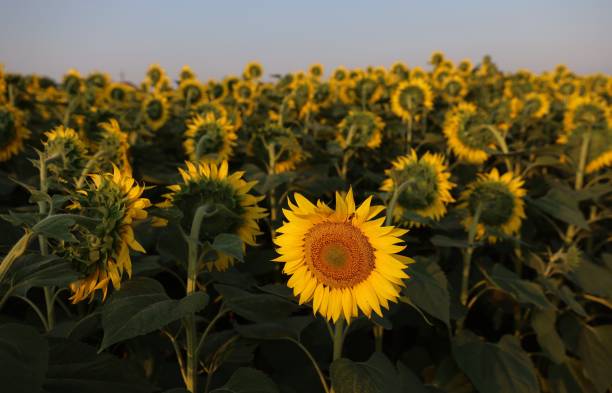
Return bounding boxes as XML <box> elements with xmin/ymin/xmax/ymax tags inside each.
<box><xmin>429</xmin><ymin>51</ymin><xmax>446</xmax><ymax>66</ymax></box>
<box><xmin>183</xmin><ymin>113</ymin><xmax>237</xmax><ymax>164</ymax></box>
<box><xmin>146</xmin><ymin>64</ymin><xmax>165</xmax><ymax>87</ymax></box>
<box><xmin>391</xmin><ymin>79</ymin><xmax>434</xmax><ymax>121</ymax></box>
<box><xmin>85</xmin><ymin>72</ymin><xmax>110</xmax><ymax>90</ymax></box>
<box><xmin>337</xmin><ymin>110</ymin><xmax>384</xmax><ymax>149</ymax></box>
<box><xmin>98</xmin><ymin>119</ymin><xmax>132</xmax><ymax>175</ymax></box>
<box><xmin>459</xmin><ymin>168</ymin><xmax>526</xmax><ymax>243</ymax></box>
<box><xmin>443</xmin><ymin>102</ymin><xmax>496</xmax><ymax>164</ymax></box>
<box><xmin>562</xmin><ymin>95</ymin><xmax>610</xmax><ymax>135</ymax></box>
<box><xmin>510</xmin><ymin>92</ymin><xmax>550</xmax><ymax>120</ymax></box>
<box><xmin>312</xmin><ymin>82</ymin><xmax>334</xmax><ymax>109</ymax></box>
<box><xmin>180</xmin><ymin>65</ymin><xmax>196</xmax><ymax>81</ymax></box>
<box><xmin>62</xmin><ymin>69</ymin><xmax>83</xmax><ymax>96</ymax></box>
<box><xmin>338</xmin><ymin>77</ymin><xmax>383</xmax><ymax>106</ymax></box>
<box><xmin>457</xmin><ymin>59</ymin><xmax>473</xmax><ymax>75</ymax></box>
<box><xmin>158</xmin><ymin>161</ymin><xmax>267</xmax><ymax>271</ymax></box>
<box><xmin>440</xmin><ymin>75</ymin><xmax>468</xmax><ymax>103</ymax></box>
<box><xmin>207</xmin><ymin>80</ymin><xmax>228</xmax><ymax>101</ymax></box>
<box><xmin>554</xmin><ymin>78</ymin><xmax>581</xmax><ymax>101</ymax></box>
<box><xmin>332</xmin><ymin>66</ymin><xmax>349</xmax><ymax>83</ymax></box>
<box><xmin>309</xmin><ymin>64</ymin><xmax>324</xmax><ymax>79</ymax></box>
<box><xmin>142</xmin><ymin>92</ymin><xmax>170</xmax><ymax>131</ymax></box>
<box><xmin>193</xmin><ymin>101</ymin><xmax>228</xmax><ymax>120</ymax></box>
<box><xmin>249</xmin><ymin>124</ymin><xmax>305</xmax><ymax>173</ymax></box>
<box><xmin>105</xmin><ymin>82</ymin><xmax>133</xmax><ymax>106</ymax></box>
<box><xmin>179</xmin><ymin>79</ymin><xmax>206</xmax><ymax>106</ymax></box>
<box><xmin>390</xmin><ymin>62</ymin><xmax>409</xmax><ymax>80</ymax></box>
<box><xmin>0</xmin><ymin>103</ymin><xmax>30</xmax><ymax>162</ymax></box>
<box><xmin>67</xmin><ymin>166</ymin><xmax>151</xmax><ymax>302</ymax></box>
<box><xmin>274</xmin><ymin>189</ymin><xmax>412</xmax><ymax>322</ymax></box>
<box><xmin>409</xmin><ymin>67</ymin><xmax>427</xmax><ymax>80</ymax></box>
<box><xmin>43</xmin><ymin>126</ymin><xmax>88</xmax><ymax>182</ymax></box>
<box><xmin>381</xmin><ymin>150</ymin><xmax>455</xmax><ymax>224</ymax></box>
<box><xmin>233</xmin><ymin>80</ymin><xmax>257</xmax><ymax>103</ymax></box>
<box><xmin>243</xmin><ymin>62</ymin><xmax>264</xmax><ymax>80</ymax></box>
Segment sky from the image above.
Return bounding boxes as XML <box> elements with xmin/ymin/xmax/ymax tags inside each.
<box><xmin>1</xmin><ymin>0</ymin><xmax>611</xmax><ymax>83</ymax></box>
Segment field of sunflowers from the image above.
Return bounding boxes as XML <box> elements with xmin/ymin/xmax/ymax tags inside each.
<box><xmin>0</xmin><ymin>52</ymin><xmax>611</xmax><ymax>393</ymax></box>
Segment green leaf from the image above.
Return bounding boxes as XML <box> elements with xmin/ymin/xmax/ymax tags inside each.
<box><xmin>576</xmin><ymin>324</ymin><xmax>612</xmax><ymax>393</ymax></box>
<box><xmin>531</xmin><ymin>308</ymin><xmax>566</xmax><ymax>364</ymax></box>
<box><xmin>452</xmin><ymin>332</ymin><xmax>539</xmax><ymax>393</ymax></box>
<box><xmin>487</xmin><ymin>264</ymin><xmax>553</xmax><ymax>309</ymax></box>
<box><xmin>401</xmin><ymin>258</ymin><xmax>450</xmax><ymax>325</ymax></box>
<box><xmin>4</xmin><ymin>254</ymin><xmax>80</xmax><ymax>296</ymax></box>
<box><xmin>210</xmin><ymin>367</ymin><xmax>279</xmax><ymax>393</ymax></box>
<box><xmin>568</xmin><ymin>259</ymin><xmax>612</xmax><ymax>300</ymax></box>
<box><xmin>211</xmin><ymin>233</ymin><xmax>244</xmax><ymax>262</ymax></box>
<box><xmin>100</xmin><ymin>278</ymin><xmax>209</xmax><ymax>350</ymax></box>
<box><xmin>44</xmin><ymin>338</ymin><xmax>153</xmax><ymax>393</ymax></box>
<box><xmin>32</xmin><ymin>214</ymin><xmax>99</xmax><ymax>242</ymax></box>
<box><xmin>215</xmin><ymin>284</ymin><xmax>298</xmax><ymax>322</ymax></box>
<box><xmin>330</xmin><ymin>353</ymin><xmax>401</xmax><ymax>393</ymax></box>
<box><xmin>397</xmin><ymin>362</ymin><xmax>428</xmax><ymax>393</ymax></box>
<box><xmin>430</xmin><ymin>234</ymin><xmax>469</xmax><ymax>248</ymax></box>
<box><xmin>0</xmin><ymin>323</ymin><xmax>49</xmax><ymax>393</ymax></box>
<box><xmin>235</xmin><ymin>316</ymin><xmax>313</xmax><ymax>341</ymax></box>
<box><xmin>530</xmin><ymin>189</ymin><xmax>589</xmax><ymax>229</ymax></box>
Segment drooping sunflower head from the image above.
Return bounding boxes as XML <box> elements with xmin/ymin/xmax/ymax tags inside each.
<box><xmin>510</xmin><ymin>92</ymin><xmax>550</xmax><ymax>120</ymax></box>
<box><xmin>180</xmin><ymin>65</ymin><xmax>196</xmax><ymax>81</ymax></box>
<box><xmin>142</xmin><ymin>93</ymin><xmax>170</xmax><ymax>131</ymax></box>
<box><xmin>67</xmin><ymin>166</ymin><xmax>151</xmax><ymax>303</ymax></box>
<box><xmin>337</xmin><ymin>110</ymin><xmax>384</xmax><ymax>150</ymax></box>
<box><xmin>43</xmin><ymin>126</ymin><xmax>88</xmax><ymax>183</ymax></box>
<box><xmin>159</xmin><ymin>161</ymin><xmax>267</xmax><ymax>271</ymax></box>
<box><xmin>243</xmin><ymin>61</ymin><xmax>264</xmax><ymax>80</ymax></box>
<box><xmin>179</xmin><ymin>79</ymin><xmax>206</xmax><ymax>106</ymax></box>
<box><xmin>440</xmin><ymin>75</ymin><xmax>468</xmax><ymax>103</ymax></box>
<box><xmin>443</xmin><ymin>102</ymin><xmax>496</xmax><ymax>164</ymax></box>
<box><xmin>146</xmin><ymin>64</ymin><xmax>165</xmax><ymax>86</ymax></box>
<box><xmin>183</xmin><ymin>113</ymin><xmax>237</xmax><ymax>164</ymax></box>
<box><xmin>459</xmin><ymin>168</ymin><xmax>526</xmax><ymax>243</ymax></box>
<box><xmin>105</xmin><ymin>82</ymin><xmax>133</xmax><ymax>106</ymax></box>
<box><xmin>309</xmin><ymin>64</ymin><xmax>324</xmax><ymax>79</ymax></box>
<box><xmin>249</xmin><ymin>124</ymin><xmax>305</xmax><ymax>173</ymax></box>
<box><xmin>381</xmin><ymin>150</ymin><xmax>455</xmax><ymax>224</ymax></box>
<box><xmin>97</xmin><ymin>119</ymin><xmax>132</xmax><ymax>176</ymax></box>
<box><xmin>0</xmin><ymin>104</ymin><xmax>30</xmax><ymax>162</ymax></box>
<box><xmin>274</xmin><ymin>189</ymin><xmax>412</xmax><ymax>322</ymax></box>
<box><xmin>62</xmin><ymin>69</ymin><xmax>83</xmax><ymax>96</ymax></box>
<box><xmin>391</xmin><ymin>79</ymin><xmax>434</xmax><ymax>121</ymax></box>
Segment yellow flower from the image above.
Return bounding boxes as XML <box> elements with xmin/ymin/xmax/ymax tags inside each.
<box><xmin>510</xmin><ymin>92</ymin><xmax>550</xmax><ymax>120</ymax></box>
<box><xmin>62</xmin><ymin>68</ymin><xmax>83</xmax><ymax>96</ymax></box>
<box><xmin>248</xmin><ymin>124</ymin><xmax>305</xmax><ymax>173</ymax></box>
<box><xmin>309</xmin><ymin>64</ymin><xmax>324</xmax><ymax>79</ymax></box>
<box><xmin>68</xmin><ymin>166</ymin><xmax>151</xmax><ymax>302</ymax></box>
<box><xmin>243</xmin><ymin>61</ymin><xmax>264</xmax><ymax>80</ymax></box>
<box><xmin>337</xmin><ymin>110</ymin><xmax>384</xmax><ymax>149</ymax></box>
<box><xmin>0</xmin><ymin>103</ymin><xmax>30</xmax><ymax>162</ymax></box>
<box><xmin>183</xmin><ymin>113</ymin><xmax>237</xmax><ymax>164</ymax></box>
<box><xmin>440</xmin><ymin>75</ymin><xmax>468</xmax><ymax>103</ymax></box>
<box><xmin>104</xmin><ymin>82</ymin><xmax>133</xmax><ymax>106</ymax></box>
<box><xmin>381</xmin><ymin>150</ymin><xmax>455</xmax><ymax>224</ymax></box>
<box><xmin>562</xmin><ymin>95</ymin><xmax>610</xmax><ymax>134</ymax></box>
<box><xmin>274</xmin><ymin>189</ymin><xmax>412</xmax><ymax>322</ymax></box>
<box><xmin>207</xmin><ymin>80</ymin><xmax>228</xmax><ymax>101</ymax></box>
<box><xmin>180</xmin><ymin>65</ymin><xmax>196</xmax><ymax>81</ymax></box>
<box><xmin>459</xmin><ymin>168</ymin><xmax>526</xmax><ymax>243</ymax></box>
<box><xmin>179</xmin><ymin>79</ymin><xmax>206</xmax><ymax>106</ymax></box>
<box><xmin>146</xmin><ymin>63</ymin><xmax>166</xmax><ymax>87</ymax></box>
<box><xmin>391</xmin><ymin>79</ymin><xmax>434</xmax><ymax>121</ymax></box>
<box><xmin>159</xmin><ymin>161</ymin><xmax>267</xmax><ymax>271</ymax></box>
<box><xmin>142</xmin><ymin>92</ymin><xmax>170</xmax><ymax>131</ymax></box>
<box><xmin>43</xmin><ymin>126</ymin><xmax>87</xmax><ymax>182</ymax></box>
<box><xmin>443</xmin><ymin>102</ymin><xmax>496</xmax><ymax>164</ymax></box>
<box><xmin>98</xmin><ymin>119</ymin><xmax>132</xmax><ymax>176</ymax></box>
<box><xmin>233</xmin><ymin>80</ymin><xmax>257</xmax><ymax>103</ymax></box>
<box><xmin>332</xmin><ymin>66</ymin><xmax>349</xmax><ymax>83</ymax></box>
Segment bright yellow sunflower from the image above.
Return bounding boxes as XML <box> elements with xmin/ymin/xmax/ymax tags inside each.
<box><xmin>510</xmin><ymin>92</ymin><xmax>550</xmax><ymax>120</ymax></box>
<box><xmin>0</xmin><ymin>103</ymin><xmax>30</xmax><ymax>162</ymax></box>
<box><xmin>183</xmin><ymin>113</ymin><xmax>237</xmax><ymax>164</ymax></box>
<box><xmin>67</xmin><ymin>166</ymin><xmax>151</xmax><ymax>302</ymax></box>
<box><xmin>381</xmin><ymin>150</ymin><xmax>455</xmax><ymax>224</ymax></box>
<box><xmin>391</xmin><ymin>79</ymin><xmax>434</xmax><ymax>121</ymax></box>
<box><xmin>459</xmin><ymin>168</ymin><xmax>526</xmax><ymax>243</ymax></box>
<box><xmin>443</xmin><ymin>102</ymin><xmax>496</xmax><ymax>164</ymax></box>
<box><xmin>179</xmin><ymin>79</ymin><xmax>206</xmax><ymax>106</ymax></box>
<box><xmin>243</xmin><ymin>61</ymin><xmax>264</xmax><ymax>80</ymax></box>
<box><xmin>142</xmin><ymin>92</ymin><xmax>170</xmax><ymax>131</ymax></box>
<box><xmin>158</xmin><ymin>161</ymin><xmax>267</xmax><ymax>271</ymax></box>
<box><xmin>337</xmin><ymin>110</ymin><xmax>384</xmax><ymax>149</ymax></box>
<box><xmin>274</xmin><ymin>189</ymin><xmax>413</xmax><ymax>322</ymax></box>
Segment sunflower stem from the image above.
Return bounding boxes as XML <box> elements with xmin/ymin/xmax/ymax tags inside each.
<box><xmin>267</xmin><ymin>143</ymin><xmax>278</xmax><ymax>239</ymax></box>
<box><xmin>37</xmin><ymin>152</ymin><xmax>55</xmax><ymax>331</ymax></box>
<box><xmin>405</xmin><ymin>115</ymin><xmax>413</xmax><ymax>152</ymax></box>
<box><xmin>565</xmin><ymin>131</ymin><xmax>591</xmax><ymax>243</ymax></box>
<box><xmin>285</xmin><ymin>338</ymin><xmax>331</xmax><ymax>393</ymax></box>
<box><xmin>460</xmin><ymin>203</ymin><xmax>482</xmax><ymax>308</ymax></box>
<box><xmin>76</xmin><ymin>150</ymin><xmax>105</xmax><ymax>189</ymax></box>
<box><xmin>486</xmin><ymin>125</ymin><xmax>512</xmax><ymax>173</ymax></box>
<box><xmin>332</xmin><ymin>318</ymin><xmax>346</xmax><ymax>361</ymax></box>
<box><xmin>385</xmin><ymin>179</ymin><xmax>409</xmax><ymax>225</ymax></box>
<box><xmin>373</xmin><ymin>325</ymin><xmax>384</xmax><ymax>352</ymax></box>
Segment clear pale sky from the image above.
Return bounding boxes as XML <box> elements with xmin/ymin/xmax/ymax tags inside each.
<box><xmin>1</xmin><ymin>0</ymin><xmax>610</xmax><ymax>83</ymax></box>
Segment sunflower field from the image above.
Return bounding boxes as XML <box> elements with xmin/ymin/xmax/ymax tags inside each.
<box><xmin>0</xmin><ymin>53</ymin><xmax>611</xmax><ymax>393</ymax></box>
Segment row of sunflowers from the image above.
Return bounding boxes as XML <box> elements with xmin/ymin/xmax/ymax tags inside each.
<box><xmin>0</xmin><ymin>52</ymin><xmax>611</xmax><ymax>393</ymax></box>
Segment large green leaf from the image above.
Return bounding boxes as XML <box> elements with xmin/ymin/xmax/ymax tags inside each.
<box><xmin>100</xmin><ymin>278</ymin><xmax>209</xmax><ymax>350</ymax></box>
<box><xmin>235</xmin><ymin>316</ymin><xmax>313</xmax><ymax>341</ymax></box>
<box><xmin>330</xmin><ymin>353</ymin><xmax>401</xmax><ymax>393</ymax></box>
<box><xmin>530</xmin><ymin>189</ymin><xmax>589</xmax><ymax>229</ymax></box>
<box><xmin>452</xmin><ymin>332</ymin><xmax>539</xmax><ymax>393</ymax></box>
<box><xmin>576</xmin><ymin>324</ymin><xmax>612</xmax><ymax>393</ymax></box>
<box><xmin>531</xmin><ymin>308</ymin><xmax>566</xmax><ymax>364</ymax></box>
<box><xmin>214</xmin><ymin>284</ymin><xmax>298</xmax><ymax>322</ymax></box>
<box><xmin>401</xmin><ymin>257</ymin><xmax>450</xmax><ymax>326</ymax></box>
<box><xmin>568</xmin><ymin>259</ymin><xmax>612</xmax><ymax>300</ymax></box>
<box><xmin>0</xmin><ymin>323</ymin><xmax>49</xmax><ymax>393</ymax></box>
<box><xmin>3</xmin><ymin>254</ymin><xmax>80</xmax><ymax>297</ymax></box>
<box><xmin>32</xmin><ymin>214</ymin><xmax>100</xmax><ymax>242</ymax></box>
<box><xmin>210</xmin><ymin>367</ymin><xmax>279</xmax><ymax>393</ymax></box>
<box><xmin>211</xmin><ymin>233</ymin><xmax>244</xmax><ymax>262</ymax></box>
<box><xmin>488</xmin><ymin>264</ymin><xmax>552</xmax><ymax>309</ymax></box>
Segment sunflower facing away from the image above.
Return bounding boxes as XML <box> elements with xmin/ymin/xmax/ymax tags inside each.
<box><xmin>179</xmin><ymin>79</ymin><xmax>206</xmax><ymax>106</ymax></box>
<box><xmin>67</xmin><ymin>166</ymin><xmax>151</xmax><ymax>302</ymax></box>
<box><xmin>459</xmin><ymin>168</ymin><xmax>526</xmax><ymax>243</ymax></box>
<box><xmin>0</xmin><ymin>103</ymin><xmax>30</xmax><ymax>162</ymax></box>
<box><xmin>274</xmin><ymin>190</ymin><xmax>412</xmax><ymax>322</ymax></box>
<box><xmin>97</xmin><ymin>119</ymin><xmax>132</xmax><ymax>175</ymax></box>
<box><xmin>105</xmin><ymin>82</ymin><xmax>133</xmax><ymax>106</ymax></box>
<box><xmin>510</xmin><ymin>92</ymin><xmax>550</xmax><ymax>120</ymax></box>
<box><xmin>243</xmin><ymin>62</ymin><xmax>264</xmax><ymax>80</ymax></box>
<box><xmin>158</xmin><ymin>161</ymin><xmax>267</xmax><ymax>271</ymax></box>
<box><xmin>443</xmin><ymin>102</ymin><xmax>497</xmax><ymax>164</ymax></box>
<box><xmin>249</xmin><ymin>124</ymin><xmax>305</xmax><ymax>173</ymax></box>
<box><xmin>183</xmin><ymin>113</ymin><xmax>237</xmax><ymax>164</ymax></box>
<box><xmin>337</xmin><ymin>110</ymin><xmax>384</xmax><ymax>150</ymax></box>
<box><xmin>43</xmin><ymin>125</ymin><xmax>88</xmax><ymax>182</ymax></box>
<box><xmin>381</xmin><ymin>150</ymin><xmax>455</xmax><ymax>224</ymax></box>
<box><xmin>440</xmin><ymin>75</ymin><xmax>468</xmax><ymax>103</ymax></box>
<box><xmin>391</xmin><ymin>79</ymin><xmax>434</xmax><ymax>121</ymax></box>
<box><xmin>142</xmin><ymin>93</ymin><xmax>169</xmax><ymax>131</ymax></box>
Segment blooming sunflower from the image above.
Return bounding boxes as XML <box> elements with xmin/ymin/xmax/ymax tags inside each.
<box><xmin>381</xmin><ymin>150</ymin><xmax>455</xmax><ymax>224</ymax></box>
<box><xmin>309</xmin><ymin>64</ymin><xmax>324</xmax><ymax>79</ymax></box>
<box><xmin>459</xmin><ymin>168</ymin><xmax>526</xmax><ymax>243</ymax></box>
<box><xmin>332</xmin><ymin>66</ymin><xmax>349</xmax><ymax>83</ymax></box>
<box><xmin>105</xmin><ymin>82</ymin><xmax>133</xmax><ymax>106</ymax></box>
<box><xmin>243</xmin><ymin>62</ymin><xmax>264</xmax><ymax>80</ymax></box>
<box><xmin>62</xmin><ymin>69</ymin><xmax>83</xmax><ymax>96</ymax></box>
<box><xmin>233</xmin><ymin>80</ymin><xmax>257</xmax><ymax>103</ymax></box>
<box><xmin>510</xmin><ymin>92</ymin><xmax>550</xmax><ymax>120</ymax></box>
<box><xmin>183</xmin><ymin>113</ymin><xmax>237</xmax><ymax>164</ymax></box>
<box><xmin>142</xmin><ymin>93</ymin><xmax>169</xmax><ymax>131</ymax></box>
<box><xmin>554</xmin><ymin>78</ymin><xmax>581</xmax><ymax>101</ymax></box>
<box><xmin>43</xmin><ymin>126</ymin><xmax>88</xmax><ymax>182</ymax></box>
<box><xmin>146</xmin><ymin>64</ymin><xmax>166</xmax><ymax>87</ymax></box>
<box><xmin>391</xmin><ymin>80</ymin><xmax>434</xmax><ymax>121</ymax></box>
<box><xmin>158</xmin><ymin>161</ymin><xmax>267</xmax><ymax>271</ymax></box>
<box><xmin>440</xmin><ymin>75</ymin><xmax>468</xmax><ymax>103</ymax></box>
<box><xmin>443</xmin><ymin>102</ymin><xmax>496</xmax><ymax>164</ymax></box>
<box><xmin>67</xmin><ymin>166</ymin><xmax>151</xmax><ymax>302</ymax></box>
<box><xmin>337</xmin><ymin>110</ymin><xmax>384</xmax><ymax>149</ymax></box>
<box><xmin>457</xmin><ymin>59</ymin><xmax>473</xmax><ymax>75</ymax></box>
<box><xmin>179</xmin><ymin>79</ymin><xmax>206</xmax><ymax>106</ymax></box>
<box><xmin>274</xmin><ymin>189</ymin><xmax>412</xmax><ymax>322</ymax></box>
<box><xmin>85</xmin><ymin>72</ymin><xmax>110</xmax><ymax>90</ymax></box>
<box><xmin>0</xmin><ymin>103</ymin><xmax>30</xmax><ymax>162</ymax></box>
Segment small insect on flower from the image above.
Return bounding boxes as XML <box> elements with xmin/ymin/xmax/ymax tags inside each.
<box><xmin>67</xmin><ymin>166</ymin><xmax>151</xmax><ymax>303</ymax></box>
<box><xmin>274</xmin><ymin>189</ymin><xmax>413</xmax><ymax>323</ymax></box>
<box><xmin>0</xmin><ymin>103</ymin><xmax>30</xmax><ymax>162</ymax></box>
<box><xmin>459</xmin><ymin>168</ymin><xmax>526</xmax><ymax>243</ymax></box>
